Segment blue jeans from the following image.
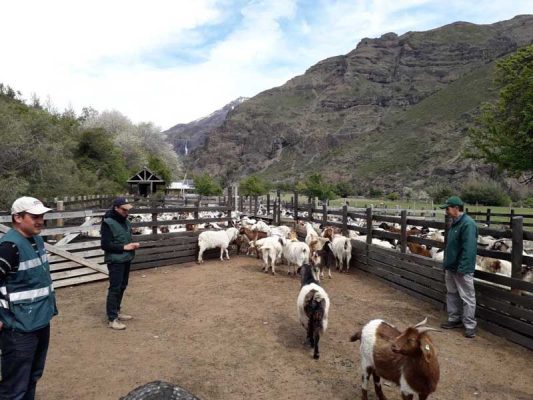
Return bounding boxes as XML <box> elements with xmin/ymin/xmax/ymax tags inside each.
<box><xmin>0</xmin><ymin>325</ymin><xmax>50</xmax><ymax>400</ymax></box>
<box><xmin>106</xmin><ymin>262</ymin><xmax>131</xmax><ymax>321</ymax></box>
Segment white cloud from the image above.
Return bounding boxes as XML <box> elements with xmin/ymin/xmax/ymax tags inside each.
<box><xmin>0</xmin><ymin>0</ymin><xmax>530</xmax><ymax>130</ymax></box>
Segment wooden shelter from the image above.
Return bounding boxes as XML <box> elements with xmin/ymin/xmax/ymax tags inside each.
<box><xmin>127</xmin><ymin>167</ymin><xmax>166</xmax><ymax>196</ymax></box>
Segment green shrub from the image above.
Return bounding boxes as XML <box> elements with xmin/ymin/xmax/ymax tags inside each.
<box><xmin>386</xmin><ymin>192</ymin><xmax>400</xmax><ymax>200</ymax></box>
<box><xmin>460</xmin><ymin>180</ymin><xmax>511</xmax><ymax>206</ymax></box>
<box><xmin>369</xmin><ymin>188</ymin><xmax>383</xmax><ymax>197</ymax></box>
<box><xmin>524</xmin><ymin>197</ymin><xmax>533</xmax><ymax>208</ymax></box>
<box><xmin>427</xmin><ymin>184</ymin><xmax>453</xmax><ymax>203</ymax></box>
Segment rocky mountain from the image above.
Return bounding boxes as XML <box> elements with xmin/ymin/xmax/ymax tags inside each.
<box><xmin>182</xmin><ymin>15</ymin><xmax>533</xmax><ymax>192</ymax></box>
<box><xmin>163</xmin><ymin>97</ymin><xmax>248</xmax><ymax>155</ymax></box>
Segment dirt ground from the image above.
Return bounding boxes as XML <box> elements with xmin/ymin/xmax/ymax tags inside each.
<box><xmin>40</xmin><ymin>257</ymin><xmax>532</xmax><ymax>400</ymax></box>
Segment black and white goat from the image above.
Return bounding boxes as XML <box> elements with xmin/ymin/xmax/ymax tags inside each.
<box><xmin>296</xmin><ymin>264</ymin><xmax>330</xmax><ymax>359</ymax></box>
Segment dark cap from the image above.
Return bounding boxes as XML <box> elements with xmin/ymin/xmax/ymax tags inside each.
<box><xmin>439</xmin><ymin>196</ymin><xmax>464</xmax><ymax>209</ymax></box>
<box><xmin>112</xmin><ymin>197</ymin><xmax>133</xmax><ymax>210</ymax></box>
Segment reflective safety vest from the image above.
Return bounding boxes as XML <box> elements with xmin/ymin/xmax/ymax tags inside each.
<box><xmin>103</xmin><ymin>217</ymin><xmax>135</xmax><ymax>264</ymax></box>
<box><xmin>0</xmin><ymin>229</ymin><xmax>57</xmax><ymax>332</ymax></box>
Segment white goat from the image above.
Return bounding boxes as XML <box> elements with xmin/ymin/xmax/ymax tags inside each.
<box><xmin>304</xmin><ymin>222</ymin><xmax>320</xmax><ymax>246</ymax></box>
<box><xmin>197</xmin><ymin>227</ymin><xmax>239</xmax><ymax>263</ymax></box>
<box><xmin>331</xmin><ymin>235</ymin><xmax>352</xmax><ymax>273</ymax></box>
<box><xmin>280</xmin><ymin>237</ymin><xmax>310</xmax><ymax>275</ymax></box>
<box><xmin>250</xmin><ymin>236</ymin><xmax>283</xmax><ymax>275</ymax></box>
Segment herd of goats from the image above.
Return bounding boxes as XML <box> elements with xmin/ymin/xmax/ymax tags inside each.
<box><xmin>120</xmin><ymin>207</ymin><xmax>532</xmax><ymax>400</ymax></box>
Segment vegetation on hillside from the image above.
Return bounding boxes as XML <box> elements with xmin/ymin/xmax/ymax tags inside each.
<box><xmin>468</xmin><ymin>45</ymin><xmax>533</xmax><ymax>183</ymax></box>
<box><xmin>0</xmin><ymin>84</ymin><xmax>182</xmax><ymax>210</ymax></box>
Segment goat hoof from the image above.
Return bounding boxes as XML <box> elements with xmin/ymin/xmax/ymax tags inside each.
<box><xmin>313</xmin><ymin>354</ymin><xmax>320</xmax><ymax>360</ymax></box>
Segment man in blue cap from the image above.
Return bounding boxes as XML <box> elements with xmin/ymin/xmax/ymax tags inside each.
<box><xmin>101</xmin><ymin>197</ymin><xmax>140</xmax><ymax>330</ymax></box>
<box><xmin>439</xmin><ymin>196</ymin><xmax>478</xmax><ymax>338</ymax></box>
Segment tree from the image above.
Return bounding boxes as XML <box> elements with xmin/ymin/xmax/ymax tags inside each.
<box><xmin>302</xmin><ymin>173</ymin><xmax>335</xmax><ymax>201</ymax></box>
<box><xmin>147</xmin><ymin>154</ymin><xmax>172</xmax><ymax>183</ymax></box>
<box><xmin>468</xmin><ymin>45</ymin><xmax>533</xmax><ymax>183</ymax></box>
<box><xmin>194</xmin><ymin>173</ymin><xmax>222</xmax><ymax>197</ymax></box>
<box><xmin>239</xmin><ymin>175</ymin><xmax>270</xmax><ymax>196</ymax></box>
<box><xmin>334</xmin><ymin>181</ymin><xmax>354</xmax><ymax>198</ymax></box>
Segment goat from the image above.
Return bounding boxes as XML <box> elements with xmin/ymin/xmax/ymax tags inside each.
<box><xmin>238</xmin><ymin>227</ymin><xmax>268</xmax><ymax>257</ymax></box>
<box><xmin>297</xmin><ymin>264</ymin><xmax>330</xmax><ymax>359</ymax></box>
<box><xmin>332</xmin><ymin>235</ymin><xmax>352</xmax><ymax>273</ymax></box>
<box><xmin>310</xmin><ymin>238</ymin><xmax>335</xmax><ymax>279</ymax></box>
<box><xmin>250</xmin><ymin>237</ymin><xmax>283</xmax><ymax>275</ymax></box>
<box><xmin>407</xmin><ymin>242</ymin><xmax>432</xmax><ymax>258</ymax></box>
<box><xmin>279</xmin><ymin>237</ymin><xmax>310</xmax><ymax>276</ymax></box>
<box><xmin>304</xmin><ymin>222</ymin><xmax>320</xmax><ymax>246</ymax></box>
<box><xmin>350</xmin><ymin>317</ymin><xmax>440</xmax><ymax>400</ymax></box>
<box><xmin>197</xmin><ymin>227</ymin><xmax>239</xmax><ymax>263</ymax></box>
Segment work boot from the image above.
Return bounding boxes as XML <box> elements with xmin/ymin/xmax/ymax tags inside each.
<box><xmin>464</xmin><ymin>328</ymin><xmax>476</xmax><ymax>338</ymax></box>
<box><xmin>118</xmin><ymin>313</ymin><xmax>133</xmax><ymax>321</ymax></box>
<box><xmin>108</xmin><ymin>319</ymin><xmax>126</xmax><ymax>330</ymax></box>
<box><xmin>440</xmin><ymin>320</ymin><xmax>463</xmax><ymax>329</ymax></box>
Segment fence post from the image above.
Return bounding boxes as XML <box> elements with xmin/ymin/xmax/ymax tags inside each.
<box><xmin>485</xmin><ymin>208</ymin><xmax>491</xmax><ymax>227</ymax></box>
<box><xmin>322</xmin><ymin>203</ymin><xmax>328</xmax><ymax>227</ymax></box>
<box><xmin>277</xmin><ymin>199</ymin><xmax>281</xmax><ymax>226</ymax></box>
<box><xmin>294</xmin><ymin>192</ymin><xmax>299</xmax><ymax>221</ymax></box>
<box><xmin>366</xmin><ymin>207</ymin><xmax>373</xmax><ymax>245</ymax></box>
<box><xmin>509</xmin><ymin>209</ymin><xmax>515</xmax><ymax>229</ymax></box>
<box><xmin>400</xmin><ymin>210</ymin><xmax>407</xmax><ymax>253</ymax></box>
<box><xmin>227</xmin><ymin>186</ymin><xmax>233</xmax><ymax>210</ymax></box>
<box><xmin>308</xmin><ymin>201</ymin><xmax>313</xmax><ymax>222</ymax></box>
<box><xmin>342</xmin><ymin>205</ymin><xmax>348</xmax><ymax>236</ymax></box>
<box><xmin>444</xmin><ymin>214</ymin><xmax>451</xmax><ymax>246</ymax></box>
<box><xmin>194</xmin><ymin>200</ymin><xmax>200</xmax><ymax>223</ymax></box>
<box><xmin>266</xmin><ymin>193</ymin><xmax>270</xmax><ymax>216</ymax></box>
<box><xmin>254</xmin><ymin>196</ymin><xmax>259</xmax><ymax>216</ymax></box>
<box><xmin>151</xmin><ymin>209</ymin><xmax>158</xmax><ymax>235</ymax></box>
<box><xmin>54</xmin><ymin>200</ymin><xmax>64</xmax><ymax>243</ymax></box>
<box><xmin>511</xmin><ymin>216</ymin><xmax>524</xmax><ymax>294</ymax></box>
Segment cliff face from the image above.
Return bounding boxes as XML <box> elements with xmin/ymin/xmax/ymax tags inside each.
<box><xmin>163</xmin><ymin>97</ymin><xmax>247</xmax><ymax>156</ymax></box>
<box><xmin>184</xmin><ymin>15</ymin><xmax>533</xmax><ymax>191</ymax></box>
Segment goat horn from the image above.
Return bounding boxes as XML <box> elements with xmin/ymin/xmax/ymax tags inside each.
<box><xmin>417</xmin><ymin>327</ymin><xmax>441</xmax><ymax>333</ymax></box>
<box><xmin>414</xmin><ymin>317</ymin><xmax>428</xmax><ymax>328</ymax></box>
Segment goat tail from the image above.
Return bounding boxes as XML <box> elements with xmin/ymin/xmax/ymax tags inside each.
<box><xmin>344</xmin><ymin>238</ymin><xmax>349</xmax><ymax>250</ymax></box>
<box><xmin>350</xmin><ymin>330</ymin><xmax>362</xmax><ymax>342</ymax></box>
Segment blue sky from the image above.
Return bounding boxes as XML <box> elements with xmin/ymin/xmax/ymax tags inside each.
<box><xmin>1</xmin><ymin>0</ymin><xmax>531</xmax><ymax>130</ymax></box>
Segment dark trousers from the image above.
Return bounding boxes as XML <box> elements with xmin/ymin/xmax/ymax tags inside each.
<box><xmin>0</xmin><ymin>325</ymin><xmax>50</xmax><ymax>400</ymax></box>
<box><xmin>106</xmin><ymin>262</ymin><xmax>131</xmax><ymax>321</ymax></box>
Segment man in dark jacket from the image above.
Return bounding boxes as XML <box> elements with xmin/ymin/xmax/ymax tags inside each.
<box><xmin>101</xmin><ymin>197</ymin><xmax>140</xmax><ymax>330</ymax></box>
<box><xmin>440</xmin><ymin>196</ymin><xmax>478</xmax><ymax>338</ymax></box>
<box><xmin>0</xmin><ymin>196</ymin><xmax>57</xmax><ymax>399</ymax></box>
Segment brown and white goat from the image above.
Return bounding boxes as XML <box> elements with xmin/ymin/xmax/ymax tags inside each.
<box><xmin>350</xmin><ymin>318</ymin><xmax>440</xmax><ymax>400</ymax></box>
<box><xmin>238</xmin><ymin>227</ymin><xmax>268</xmax><ymax>257</ymax></box>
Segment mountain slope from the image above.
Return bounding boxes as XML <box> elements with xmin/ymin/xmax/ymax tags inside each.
<box><xmin>186</xmin><ymin>15</ymin><xmax>533</xmax><ymax>190</ymax></box>
<box><xmin>164</xmin><ymin>97</ymin><xmax>247</xmax><ymax>156</ymax></box>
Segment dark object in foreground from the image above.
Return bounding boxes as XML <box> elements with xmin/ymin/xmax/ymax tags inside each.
<box><xmin>120</xmin><ymin>381</ymin><xmax>200</xmax><ymax>400</ymax></box>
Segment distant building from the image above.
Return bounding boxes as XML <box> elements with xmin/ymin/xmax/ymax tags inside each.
<box><xmin>166</xmin><ymin>179</ymin><xmax>195</xmax><ymax>197</ymax></box>
<box><xmin>127</xmin><ymin>166</ymin><xmax>166</xmax><ymax>196</ymax></box>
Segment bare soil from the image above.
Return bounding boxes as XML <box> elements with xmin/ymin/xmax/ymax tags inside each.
<box><xmin>40</xmin><ymin>257</ymin><xmax>532</xmax><ymax>400</ymax></box>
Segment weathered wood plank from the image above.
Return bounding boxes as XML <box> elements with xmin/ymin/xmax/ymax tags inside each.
<box><xmin>45</xmin><ymin>243</ymin><xmax>108</xmax><ymax>275</ymax></box>
<box><xmin>476</xmin><ymin>306</ymin><xmax>533</xmax><ymax>338</ymax></box>
<box><xmin>53</xmin><ymin>273</ymin><xmax>108</xmax><ymax>288</ymax></box>
<box><xmin>476</xmin><ymin>291</ymin><xmax>533</xmax><ymax>323</ymax></box>
<box><xmin>477</xmin><ymin>319</ymin><xmax>533</xmax><ymax>350</ymax></box>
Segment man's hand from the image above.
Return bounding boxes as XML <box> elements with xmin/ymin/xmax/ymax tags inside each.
<box><xmin>0</xmin><ymin>320</ymin><xmax>3</xmax><ymax>331</ymax></box>
<box><xmin>124</xmin><ymin>242</ymin><xmax>140</xmax><ymax>251</ymax></box>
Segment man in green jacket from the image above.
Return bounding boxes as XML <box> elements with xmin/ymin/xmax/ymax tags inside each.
<box><xmin>440</xmin><ymin>196</ymin><xmax>478</xmax><ymax>338</ymax></box>
<box><xmin>101</xmin><ymin>197</ymin><xmax>140</xmax><ymax>330</ymax></box>
<box><xmin>0</xmin><ymin>196</ymin><xmax>57</xmax><ymax>399</ymax></box>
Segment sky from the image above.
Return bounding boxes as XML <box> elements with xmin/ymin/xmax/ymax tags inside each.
<box><xmin>1</xmin><ymin>1</ymin><xmax>531</xmax><ymax>130</ymax></box>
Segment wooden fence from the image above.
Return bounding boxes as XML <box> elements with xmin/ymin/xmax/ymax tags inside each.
<box><xmin>281</xmin><ymin>202</ymin><xmax>533</xmax><ymax>350</ymax></box>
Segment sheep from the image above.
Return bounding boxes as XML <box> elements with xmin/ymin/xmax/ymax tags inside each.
<box><xmin>296</xmin><ymin>264</ymin><xmax>330</xmax><ymax>359</ymax></box>
<box><xmin>249</xmin><ymin>237</ymin><xmax>283</xmax><ymax>275</ymax></box>
<box><xmin>332</xmin><ymin>235</ymin><xmax>352</xmax><ymax>273</ymax></box>
<box><xmin>279</xmin><ymin>237</ymin><xmax>310</xmax><ymax>276</ymax></box>
<box><xmin>197</xmin><ymin>227</ymin><xmax>239</xmax><ymax>263</ymax></box>
<box><xmin>350</xmin><ymin>317</ymin><xmax>440</xmax><ymax>400</ymax></box>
